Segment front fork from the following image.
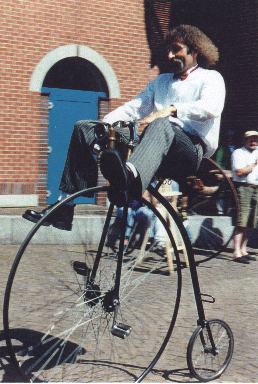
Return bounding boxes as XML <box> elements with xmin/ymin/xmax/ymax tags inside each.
<box><xmin>84</xmin><ymin>199</ymin><xmax>131</xmax><ymax>338</ymax></box>
<box><xmin>148</xmin><ymin>183</ymin><xmax>216</xmax><ymax>345</ymax></box>
<box><xmin>109</xmin><ymin>204</ymin><xmax>133</xmax><ymax>338</ymax></box>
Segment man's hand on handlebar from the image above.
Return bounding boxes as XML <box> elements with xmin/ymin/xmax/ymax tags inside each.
<box><xmin>138</xmin><ymin>105</ymin><xmax>177</xmax><ymax>126</ymax></box>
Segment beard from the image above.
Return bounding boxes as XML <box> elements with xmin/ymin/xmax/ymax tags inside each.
<box><xmin>168</xmin><ymin>58</ymin><xmax>184</xmax><ymax>74</ymax></box>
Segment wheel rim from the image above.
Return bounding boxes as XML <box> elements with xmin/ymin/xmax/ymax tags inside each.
<box><xmin>185</xmin><ymin>158</ymin><xmax>239</xmax><ymax>256</ymax></box>
<box><xmin>4</xmin><ymin>187</ymin><xmax>182</xmax><ymax>382</ymax></box>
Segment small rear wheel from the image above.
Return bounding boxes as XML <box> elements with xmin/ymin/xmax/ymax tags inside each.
<box><xmin>187</xmin><ymin>318</ymin><xmax>234</xmax><ymax>382</ymax></box>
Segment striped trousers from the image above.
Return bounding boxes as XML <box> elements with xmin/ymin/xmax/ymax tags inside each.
<box><xmin>59</xmin><ymin>118</ymin><xmax>203</xmax><ymax>194</ymax></box>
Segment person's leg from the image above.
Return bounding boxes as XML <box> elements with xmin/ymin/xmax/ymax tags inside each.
<box><xmin>128</xmin><ymin>118</ymin><xmax>176</xmax><ymax>192</ymax></box>
<box><xmin>240</xmin><ymin>227</ymin><xmax>249</xmax><ymax>256</ymax></box>
<box><xmin>130</xmin><ymin>120</ymin><xmax>202</xmax><ymax>191</ymax></box>
<box><xmin>132</xmin><ymin>205</ymin><xmax>153</xmax><ymax>246</ymax></box>
<box><xmin>134</xmin><ymin>206</ymin><xmax>153</xmax><ymax>232</ymax></box>
<box><xmin>59</xmin><ymin>120</ymin><xmax>99</xmax><ymax>193</ymax></box>
<box><xmin>150</xmin><ymin>204</ymin><xmax>166</xmax><ymax>246</ymax></box>
<box><xmin>115</xmin><ymin>206</ymin><xmax>136</xmax><ymax>245</ymax></box>
<box><xmin>148</xmin><ymin>215</ymin><xmax>156</xmax><ymax>240</ymax></box>
<box><xmin>233</xmin><ymin>226</ymin><xmax>250</xmax><ymax>263</ymax></box>
<box><xmin>233</xmin><ymin>226</ymin><xmax>245</xmax><ymax>258</ymax></box>
<box><xmin>233</xmin><ymin>184</ymin><xmax>252</xmax><ymax>263</ymax></box>
<box><xmin>106</xmin><ymin>207</ymin><xmax>124</xmax><ymax>249</ymax></box>
<box><xmin>125</xmin><ymin>208</ymin><xmax>135</xmax><ymax>239</ymax></box>
<box><xmin>59</xmin><ymin>120</ymin><xmax>131</xmax><ymax>194</ymax></box>
<box><xmin>23</xmin><ymin>120</ymin><xmax>99</xmax><ymax>230</ymax></box>
<box><xmin>240</xmin><ymin>185</ymin><xmax>258</xmax><ymax>261</ymax></box>
<box><xmin>100</xmin><ymin>118</ymin><xmax>202</xmax><ymax>206</ymax></box>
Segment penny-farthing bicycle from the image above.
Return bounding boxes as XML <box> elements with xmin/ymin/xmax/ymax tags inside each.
<box><xmin>3</xmin><ymin>121</ymin><xmax>235</xmax><ymax>382</ymax></box>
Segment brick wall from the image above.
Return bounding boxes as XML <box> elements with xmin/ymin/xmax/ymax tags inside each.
<box><xmin>0</xmin><ymin>0</ymin><xmax>158</xmax><ymax>206</ymax></box>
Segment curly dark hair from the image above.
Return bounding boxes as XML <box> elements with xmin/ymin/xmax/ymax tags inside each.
<box><xmin>165</xmin><ymin>25</ymin><xmax>219</xmax><ymax>69</ymax></box>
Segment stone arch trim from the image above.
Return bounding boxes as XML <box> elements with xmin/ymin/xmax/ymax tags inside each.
<box><xmin>29</xmin><ymin>44</ymin><xmax>120</xmax><ymax>98</ymax></box>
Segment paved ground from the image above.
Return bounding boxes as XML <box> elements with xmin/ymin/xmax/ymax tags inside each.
<box><xmin>0</xmin><ymin>237</ymin><xmax>258</xmax><ymax>382</ymax></box>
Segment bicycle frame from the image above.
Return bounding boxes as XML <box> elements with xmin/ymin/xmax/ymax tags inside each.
<box><xmin>92</xmin><ymin>121</ymin><xmax>225</xmax><ymax>368</ymax></box>
<box><xmin>87</xmin><ymin>202</ymin><xmax>129</xmax><ymax>314</ymax></box>
<box><xmin>3</xmin><ymin>121</ymin><xmax>234</xmax><ymax>383</ymax></box>
<box><xmin>148</xmin><ymin>184</ymin><xmax>207</xmax><ymax>324</ymax></box>
<box><xmin>94</xmin><ymin>121</ymin><xmax>216</xmax><ymax>348</ymax></box>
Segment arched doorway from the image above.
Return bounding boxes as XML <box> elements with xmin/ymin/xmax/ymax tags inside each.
<box><xmin>42</xmin><ymin>57</ymin><xmax>109</xmax><ymax>203</ymax></box>
<box><xmin>29</xmin><ymin>44</ymin><xmax>120</xmax><ymax>206</ymax></box>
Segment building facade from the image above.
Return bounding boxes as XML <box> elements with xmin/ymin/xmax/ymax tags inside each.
<box><xmin>1</xmin><ymin>0</ymin><xmax>257</xmax><ymax>207</ymax></box>
<box><xmin>0</xmin><ymin>0</ymin><xmax>158</xmax><ymax>207</ymax></box>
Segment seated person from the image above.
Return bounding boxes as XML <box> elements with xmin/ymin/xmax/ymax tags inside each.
<box><xmin>153</xmin><ymin>180</ymin><xmax>192</xmax><ymax>254</ymax></box>
<box><xmin>106</xmin><ymin>192</ymin><xmax>153</xmax><ymax>250</ymax></box>
<box><xmin>23</xmin><ymin>25</ymin><xmax>225</xmax><ymax>231</ymax></box>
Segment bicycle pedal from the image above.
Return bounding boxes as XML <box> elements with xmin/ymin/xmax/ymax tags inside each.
<box><xmin>111</xmin><ymin>323</ymin><xmax>132</xmax><ymax>339</ymax></box>
<box><xmin>73</xmin><ymin>261</ymin><xmax>90</xmax><ymax>276</ymax></box>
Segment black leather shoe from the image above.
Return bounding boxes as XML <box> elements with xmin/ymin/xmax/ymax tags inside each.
<box><xmin>244</xmin><ymin>254</ymin><xmax>256</xmax><ymax>261</ymax></box>
<box><xmin>233</xmin><ymin>256</ymin><xmax>250</xmax><ymax>264</ymax></box>
<box><xmin>22</xmin><ymin>202</ymin><xmax>75</xmax><ymax>231</ymax></box>
<box><xmin>100</xmin><ymin>149</ymin><xmax>142</xmax><ymax>207</ymax></box>
<box><xmin>154</xmin><ymin>243</ymin><xmax>167</xmax><ymax>257</ymax></box>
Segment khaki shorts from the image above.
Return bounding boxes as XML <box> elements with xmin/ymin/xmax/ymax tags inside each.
<box><xmin>236</xmin><ymin>183</ymin><xmax>258</xmax><ymax>228</ymax></box>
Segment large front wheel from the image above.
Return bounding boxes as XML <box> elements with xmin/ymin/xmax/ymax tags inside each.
<box><xmin>4</xmin><ymin>186</ymin><xmax>182</xmax><ymax>382</ymax></box>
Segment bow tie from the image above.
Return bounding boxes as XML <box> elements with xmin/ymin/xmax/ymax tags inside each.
<box><xmin>173</xmin><ymin>65</ymin><xmax>199</xmax><ymax>81</ymax></box>
<box><xmin>173</xmin><ymin>72</ymin><xmax>189</xmax><ymax>81</ymax></box>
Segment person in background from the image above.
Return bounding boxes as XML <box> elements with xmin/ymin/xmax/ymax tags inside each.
<box><xmin>215</xmin><ymin>130</ymin><xmax>236</xmax><ymax>214</ymax></box>
<box><xmin>231</xmin><ymin>131</ymin><xmax>258</xmax><ymax>264</ymax></box>
<box><xmin>215</xmin><ymin>130</ymin><xmax>236</xmax><ymax>173</ymax></box>
<box><xmin>152</xmin><ymin>180</ymin><xmax>192</xmax><ymax>255</ymax></box>
<box><xmin>106</xmin><ymin>191</ymin><xmax>154</xmax><ymax>250</ymax></box>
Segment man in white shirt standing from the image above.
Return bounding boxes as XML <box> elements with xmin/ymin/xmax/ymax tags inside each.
<box><xmin>231</xmin><ymin>131</ymin><xmax>258</xmax><ymax>263</ymax></box>
<box><xmin>23</xmin><ymin>25</ymin><xmax>226</xmax><ymax>231</ymax></box>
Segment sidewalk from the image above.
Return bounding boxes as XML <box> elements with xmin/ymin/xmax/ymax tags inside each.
<box><xmin>0</xmin><ymin>204</ymin><xmax>258</xmax><ymax>381</ymax></box>
<box><xmin>0</xmin><ymin>242</ymin><xmax>257</xmax><ymax>382</ymax></box>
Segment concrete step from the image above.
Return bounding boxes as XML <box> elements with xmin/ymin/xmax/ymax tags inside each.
<box><xmin>0</xmin><ymin>213</ymin><xmax>237</xmax><ymax>246</ymax></box>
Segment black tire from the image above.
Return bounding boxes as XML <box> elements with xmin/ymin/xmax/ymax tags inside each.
<box><xmin>4</xmin><ymin>186</ymin><xmax>183</xmax><ymax>382</ymax></box>
<box><xmin>187</xmin><ymin>318</ymin><xmax>234</xmax><ymax>382</ymax></box>
<box><xmin>185</xmin><ymin>158</ymin><xmax>239</xmax><ymax>255</ymax></box>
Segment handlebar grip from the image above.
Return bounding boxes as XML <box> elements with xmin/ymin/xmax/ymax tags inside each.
<box><xmin>126</xmin><ymin>121</ymin><xmax>136</xmax><ymax>143</ymax></box>
<box><xmin>111</xmin><ymin>120</ymin><xmax>137</xmax><ymax>143</ymax></box>
<box><xmin>94</xmin><ymin>122</ymin><xmax>110</xmax><ymax>141</ymax></box>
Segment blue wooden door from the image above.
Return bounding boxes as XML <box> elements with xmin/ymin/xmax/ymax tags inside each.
<box><xmin>42</xmin><ymin>88</ymin><xmax>106</xmax><ymax>203</ymax></box>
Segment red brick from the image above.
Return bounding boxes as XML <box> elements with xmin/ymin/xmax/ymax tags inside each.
<box><xmin>0</xmin><ymin>0</ymin><xmax>157</xmax><ymax>204</ymax></box>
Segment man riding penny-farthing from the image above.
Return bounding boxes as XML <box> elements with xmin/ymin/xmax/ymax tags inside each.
<box><xmin>4</xmin><ymin>25</ymin><xmax>234</xmax><ymax>383</ymax></box>
<box><xmin>23</xmin><ymin>24</ymin><xmax>225</xmax><ymax>229</ymax></box>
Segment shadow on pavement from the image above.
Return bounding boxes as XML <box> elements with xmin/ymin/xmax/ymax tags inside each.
<box><xmin>0</xmin><ymin>330</ymin><xmax>24</xmax><ymax>382</ymax></box>
<box><xmin>0</xmin><ymin>328</ymin><xmax>86</xmax><ymax>382</ymax></box>
<box><xmin>162</xmin><ymin>367</ymin><xmax>193</xmax><ymax>382</ymax></box>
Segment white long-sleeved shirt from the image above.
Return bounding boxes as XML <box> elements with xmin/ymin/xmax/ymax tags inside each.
<box><xmin>103</xmin><ymin>67</ymin><xmax>226</xmax><ymax>158</ymax></box>
<box><xmin>231</xmin><ymin>147</ymin><xmax>258</xmax><ymax>184</ymax></box>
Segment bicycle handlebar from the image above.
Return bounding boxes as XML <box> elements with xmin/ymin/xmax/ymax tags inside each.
<box><xmin>94</xmin><ymin>120</ymin><xmax>138</xmax><ymax>144</ymax></box>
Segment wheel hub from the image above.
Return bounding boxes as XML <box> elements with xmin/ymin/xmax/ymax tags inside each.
<box><xmin>102</xmin><ymin>289</ymin><xmax>118</xmax><ymax>312</ymax></box>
